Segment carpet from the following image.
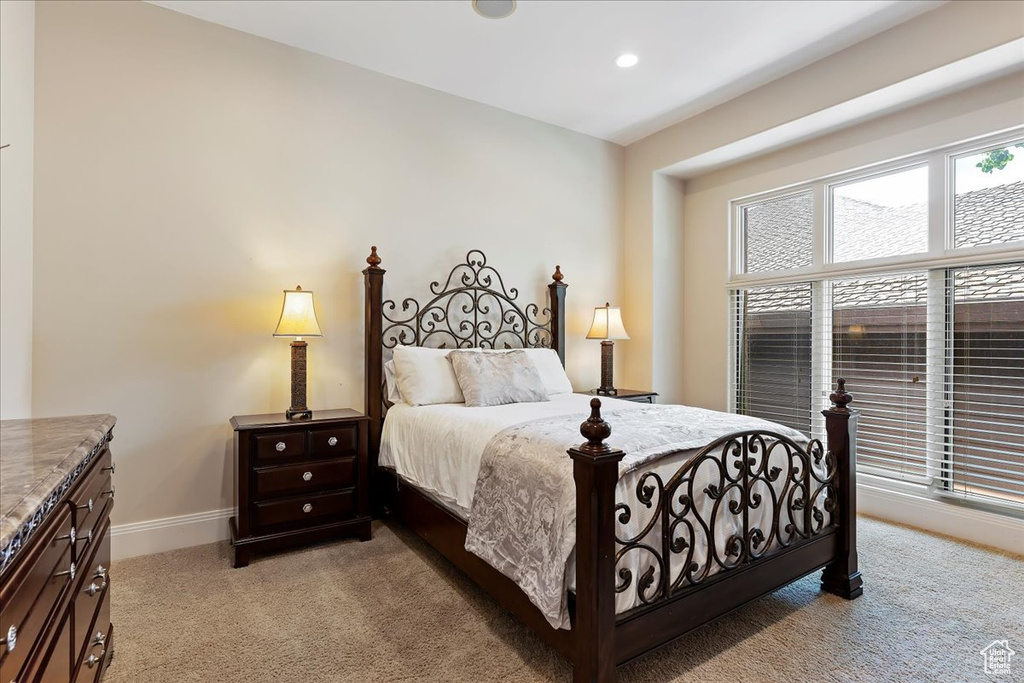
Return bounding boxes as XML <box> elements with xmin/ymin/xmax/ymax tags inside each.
<box><xmin>103</xmin><ymin>516</ymin><xmax>1022</xmax><ymax>682</ymax></box>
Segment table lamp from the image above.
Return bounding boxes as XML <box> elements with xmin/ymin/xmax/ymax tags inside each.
<box><xmin>586</xmin><ymin>302</ymin><xmax>629</xmax><ymax>396</ymax></box>
<box><xmin>274</xmin><ymin>285</ymin><xmax>323</xmax><ymax>419</ymax></box>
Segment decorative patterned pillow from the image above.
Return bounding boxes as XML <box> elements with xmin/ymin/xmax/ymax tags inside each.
<box><xmin>447</xmin><ymin>350</ymin><xmax>551</xmax><ymax>407</ymax></box>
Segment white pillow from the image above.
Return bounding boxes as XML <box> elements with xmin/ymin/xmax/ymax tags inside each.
<box><xmin>392</xmin><ymin>346</ymin><xmax>465</xmax><ymax>406</ymax></box>
<box><xmin>521</xmin><ymin>348</ymin><xmax>573</xmax><ymax>395</ymax></box>
<box><xmin>447</xmin><ymin>350</ymin><xmax>550</xmax><ymax>407</ymax></box>
<box><xmin>383</xmin><ymin>360</ymin><xmax>403</xmax><ymax>404</ymax></box>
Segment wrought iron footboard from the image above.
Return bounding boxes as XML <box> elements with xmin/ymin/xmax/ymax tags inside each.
<box><xmin>614</xmin><ymin>430</ymin><xmax>838</xmax><ymax>609</ymax></box>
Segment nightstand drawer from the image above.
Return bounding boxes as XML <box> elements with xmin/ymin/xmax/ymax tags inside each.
<box><xmin>253</xmin><ymin>458</ymin><xmax>355</xmax><ymax>500</ymax></box>
<box><xmin>253</xmin><ymin>490</ymin><xmax>355</xmax><ymax>530</ymax></box>
<box><xmin>310</xmin><ymin>426</ymin><xmax>357</xmax><ymax>457</ymax></box>
<box><xmin>254</xmin><ymin>431</ymin><xmax>307</xmax><ymax>462</ymax></box>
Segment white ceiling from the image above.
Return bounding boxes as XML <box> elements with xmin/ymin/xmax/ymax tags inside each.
<box><xmin>148</xmin><ymin>0</ymin><xmax>945</xmax><ymax>145</ymax></box>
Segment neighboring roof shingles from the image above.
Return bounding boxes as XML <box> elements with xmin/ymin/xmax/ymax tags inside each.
<box><xmin>742</xmin><ymin>181</ymin><xmax>1024</xmax><ymax>313</ymax></box>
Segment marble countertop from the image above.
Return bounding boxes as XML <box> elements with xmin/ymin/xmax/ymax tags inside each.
<box><xmin>1</xmin><ymin>414</ymin><xmax>117</xmax><ymax>571</ymax></box>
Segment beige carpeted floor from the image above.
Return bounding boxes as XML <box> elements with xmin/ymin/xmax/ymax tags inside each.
<box><xmin>104</xmin><ymin>516</ymin><xmax>1022</xmax><ymax>683</ymax></box>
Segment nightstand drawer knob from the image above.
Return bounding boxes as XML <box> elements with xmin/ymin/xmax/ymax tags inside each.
<box><xmin>302</xmin><ymin>471</ymin><xmax>313</xmax><ymax>481</ymax></box>
<box><xmin>302</xmin><ymin>503</ymin><xmax>313</xmax><ymax>513</ymax></box>
<box><xmin>276</xmin><ymin>441</ymin><xmax>287</xmax><ymax>452</ymax></box>
<box><xmin>328</xmin><ymin>436</ymin><xmax>338</xmax><ymax>446</ymax></box>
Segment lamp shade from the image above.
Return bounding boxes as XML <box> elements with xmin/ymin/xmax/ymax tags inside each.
<box><xmin>273</xmin><ymin>286</ymin><xmax>323</xmax><ymax>338</ymax></box>
<box><xmin>586</xmin><ymin>302</ymin><xmax>629</xmax><ymax>340</ymax></box>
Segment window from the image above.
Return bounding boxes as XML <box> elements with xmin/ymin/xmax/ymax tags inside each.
<box><xmin>733</xmin><ymin>284</ymin><xmax>813</xmax><ymax>434</ymax></box>
<box><xmin>947</xmin><ymin>263</ymin><xmax>1024</xmax><ymax>504</ymax></box>
<box><xmin>741</xmin><ymin>191</ymin><xmax>813</xmax><ymax>273</ymax></box>
<box><xmin>731</xmin><ymin>130</ymin><xmax>1024</xmax><ymax>514</ymax></box>
<box><xmin>952</xmin><ymin>140</ymin><xmax>1024</xmax><ymax>248</ymax></box>
<box><xmin>831</xmin><ymin>166</ymin><xmax>929</xmax><ymax>263</ymax></box>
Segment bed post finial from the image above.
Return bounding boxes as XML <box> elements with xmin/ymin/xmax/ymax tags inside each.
<box><xmin>568</xmin><ymin>398</ymin><xmax>622</xmax><ymax>681</ymax></box>
<box><xmin>578</xmin><ymin>398</ymin><xmax>613</xmax><ymax>454</ymax></box>
<box><xmin>552</xmin><ymin>265</ymin><xmax>564</xmax><ymax>282</ymax></box>
<box><xmin>366</xmin><ymin>245</ymin><xmax>383</xmax><ymax>270</ymax></box>
<box><xmin>829</xmin><ymin>377</ymin><xmax>853</xmax><ymax>412</ymax></box>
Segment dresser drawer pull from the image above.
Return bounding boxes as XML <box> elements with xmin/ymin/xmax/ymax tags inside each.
<box><xmin>102</xmin><ymin>463</ymin><xmax>116</xmax><ymax>474</ymax></box>
<box><xmin>302</xmin><ymin>471</ymin><xmax>313</xmax><ymax>482</ymax></box>
<box><xmin>302</xmin><ymin>503</ymin><xmax>313</xmax><ymax>513</ymax></box>
<box><xmin>77</xmin><ymin>498</ymin><xmax>94</xmax><ymax>512</ymax></box>
<box><xmin>85</xmin><ymin>578</ymin><xmax>107</xmax><ymax>597</ymax></box>
<box><xmin>276</xmin><ymin>441</ymin><xmax>287</xmax><ymax>452</ymax></box>
<box><xmin>57</xmin><ymin>526</ymin><xmax>77</xmax><ymax>544</ymax></box>
<box><xmin>95</xmin><ymin>564</ymin><xmax>108</xmax><ymax>579</ymax></box>
<box><xmin>102</xmin><ymin>485</ymin><xmax>115</xmax><ymax>499</ymax></box>
<box><xmin>5</xmin><ymin>624</ymin><xmax>16</xmax><ymax>653</ymax></box>
<box><xmin>75</xmin><ymin>529</ymin><xmax>94</xmax><ymax>550</ymax></box>
<box><xmin>328</xmin><ymin>436</ymin><xmax>338</xmax><ymax>446</ymax></box>
<box><xmin>55</xmin><ymin>562</ymin><xmax>76</xmax><ymax>581</ymax></box>
<box><xmin>86</xmin><ymin>651</ymin><xmax>105</xmax><ymax>668</ymax></box>
<box><xmin>93</xmin><ymin>631</ymin><xmax>106</xmax><ymax>647</ymax></box>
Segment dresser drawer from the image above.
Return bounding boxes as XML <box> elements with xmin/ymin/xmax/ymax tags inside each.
<box><xmin>0</xmin><ymin>507</ymin><xmax>75</xmax><ymax>683</ymax></box>
<box><xmin>28</xmin><ymin>611</ymin><xmax>72</xmax><ymax>683</ymax></box>
<box><xmin>310</xmin><ymin>425</ymin><xmax>357</xmax><ymax>457</ymax></box>
<box><xmin>73</xmin><ymin>521</ymin><xmax>110</xmax><ymax>674</ymax></box>
<box><xmin>254</xmin><ymin>490</ymin><xmax>355</xmax><ymax>531</ymax></box>
<box><xmin>254</xmin><ymin>431</ymin><xmax>307</xmax><ymax>462</ymax></box>
<box><xmin>253</xmin><ymin>458</ymin><xmax>355</xmax><ymax>500</ymax></box>
<box><xmin>70</xmin><ymin>451</ymin><xmax>113</xmax><ymax>559</ymax></box>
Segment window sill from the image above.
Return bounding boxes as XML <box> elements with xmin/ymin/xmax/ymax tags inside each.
<box><xmin>857</xmin><ymin>474</ymin><xmax>1024</xmax><ymax>555</ymax></box>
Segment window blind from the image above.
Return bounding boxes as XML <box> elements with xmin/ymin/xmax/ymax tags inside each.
<box><xmin>947</xmin><ymin>262</ymin><xmax>1024</xmax><ymax>505</ymax></box>
<box><xmin>831</xmin><ymin>274</ymin><xmax>930</xmax><ymax>480</ymax></box>
<box><xmin>734</xmin><ymin>283</ymin><xmax>813</xmax><ymax>435</ymax></box>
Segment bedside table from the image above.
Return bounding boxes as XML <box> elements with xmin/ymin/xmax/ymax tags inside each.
<box><xmin>229</xmin><ymin>409</ymin><xmax>371</xmax><ymax>567</ymax></box>
<box><xmin>579</xmin><ymin>388</ymin><xmax>659</xmax><ymax>404</ymax></box>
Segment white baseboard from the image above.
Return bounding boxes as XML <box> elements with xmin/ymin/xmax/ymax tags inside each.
<box><xmin>857</xmin><ymin>483</ymin><xmax>1024</xmax><ymax>555</ymax></box>
<box><xmin>111</xmin><ymin>508</ymin><xmax>232</xmax><ymax>561</ymax></box>
<box><xmin>109</xmin><ymin>485</ymin><xmax>1023</xmax><ymax>561</ymax></box>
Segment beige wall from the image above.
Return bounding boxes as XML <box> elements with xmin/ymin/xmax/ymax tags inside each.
<box><xmin>677</xmin><ymin>73</ymin><xmax>1024</xmax><ymax>411</ymax></box>
<box><xmin>621</xmin><ymin>0</ymin><xmax>1024</xmax><ymax>400</ymax></box>
<box><xmin>32</xmin><ymin>1</ymin><xmax>624</xmax><ymax>525</ymax></box>
<box><xmin>0</xmin><ymin>0</ymin><xmax>35</xmax><ymax>419</ymax></box>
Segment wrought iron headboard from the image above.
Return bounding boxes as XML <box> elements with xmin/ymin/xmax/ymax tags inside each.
<box><xmin>362</xmin><ymin>246</ymin><xmax>568</xmax><ymax>469</ymax></box>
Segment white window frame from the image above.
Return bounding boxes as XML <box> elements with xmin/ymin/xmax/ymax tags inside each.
<box><xmin>728</xmin><ymin>127</ymin><xmax>1024</xmax><ymax>514</ymax></box>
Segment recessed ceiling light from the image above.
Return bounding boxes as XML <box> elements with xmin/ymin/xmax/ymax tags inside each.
<box><xmin>473</xmin><ymin>0</ymin><xmax>516</xmax><ymax>20</ymax></box>
<box><xmin>616</xmin><ymin>53</ymin><xmax>639</xmax><ymax>69</ymax></box>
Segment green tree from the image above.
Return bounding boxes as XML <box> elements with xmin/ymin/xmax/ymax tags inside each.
<box><xmin>977</xmin><ymin>144</ymin><xmax>1024</xmax><ymax>173</ymax></box>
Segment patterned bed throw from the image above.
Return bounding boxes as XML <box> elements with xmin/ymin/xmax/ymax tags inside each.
<box><xmin>463</xmin><ymin>404</ymin><xmax>807</xmax><ymax>629</ymax></box>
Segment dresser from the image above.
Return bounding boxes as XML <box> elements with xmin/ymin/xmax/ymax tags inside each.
<box><xmin>229</xmin><ymin>409</ymin><xmax>371</xmax><ymax>568</ymax></box>
<box><xmin>0</xmin><ymin>415</ymin><xmax>116</xmax><ymax>683</ymax></box>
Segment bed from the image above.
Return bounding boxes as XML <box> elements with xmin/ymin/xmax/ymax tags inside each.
<box><xmin>362</xmin><ymin>247</ymin><xmax>862</xmax><ymax>682</ymax></box>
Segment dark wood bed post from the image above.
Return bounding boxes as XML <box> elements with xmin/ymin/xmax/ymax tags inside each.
<box><xmin>568</xmin><ymin>399</ymin><xmax>624</xmax><ymax>683</ymax></box>
<box><xmin>549</xmin><ymin>265</ymin><xmax>568</xmax><ymax>365</ymax></box>
<box><xmin>820</xmin><ymin>379</ymin><xmax>863</xmax><ymax>599</ymax></box>
<box><xmin>363</xmin><ymin>246</ymin><xmax>385</xmax><ymax>493</ymax></box>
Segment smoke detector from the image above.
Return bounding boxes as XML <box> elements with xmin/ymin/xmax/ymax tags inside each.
<box><xmin>473</xmin><ymin>0</ymin><xmax>516</xmax><ymax>20</ymax></box>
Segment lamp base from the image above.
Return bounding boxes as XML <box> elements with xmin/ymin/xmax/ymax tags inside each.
<box><xmin>597</xmin><ymin>340</ymin><xmax>617</xmax><ymax>396</ymax></box>
<box><xmin>287</xmin><ymin>340</ymin><xmax>312</xmax><ymax>420</ymax></box>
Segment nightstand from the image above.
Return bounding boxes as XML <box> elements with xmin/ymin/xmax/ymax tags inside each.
<box><xmin>229</xmin><ymin>409</ymin><xmax>371</xmax><ymax>567</ymax></box>
<box><xmin>579</xmin><ymin>388</ymin><xmax>659</xmax><ymax>404</ymax></box>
